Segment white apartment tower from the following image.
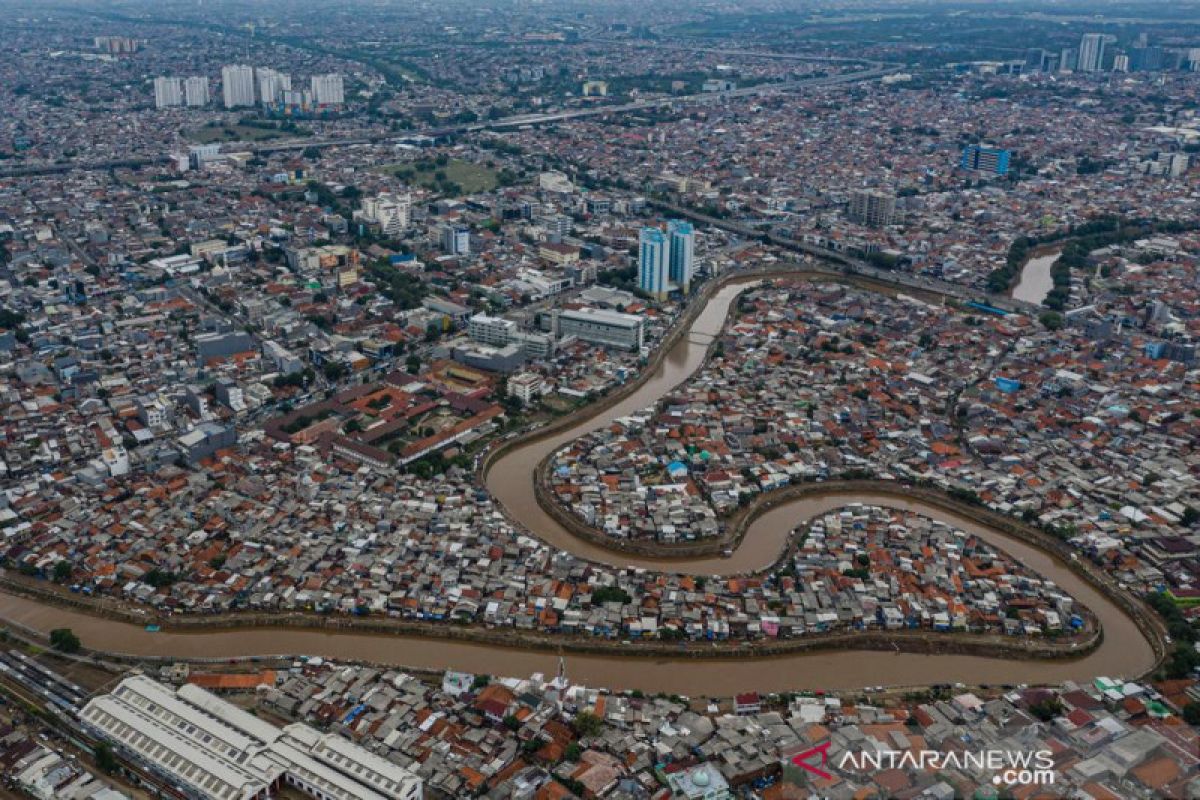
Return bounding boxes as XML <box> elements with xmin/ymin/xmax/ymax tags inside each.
<box><xmin>153</xmin><ymin>76</ymin><xmax>183</xmax><ymax>108</ymax></box>
<box><xmin>256</xmin><ymin>67</ymin><xmax>292</xmax><ymax>106</ymax></box>
<box><xmin>1077</xmin><ymin>33</ymin><xmax>1106</xmax><ymax>72</ymax></box>
<box><xmin>183</xmin><ymin>76</ymin><xmax>209</xmax><ymax>107</ymax></box>
<box><xmin>221</xmin><ymin>64</ymin><xmax>256</xmax><ymax>108</ymax></box>
<box><xmin>311</xmin><ymin>73</ymin><xmax>345</xmax><ymax>106</ymax></box>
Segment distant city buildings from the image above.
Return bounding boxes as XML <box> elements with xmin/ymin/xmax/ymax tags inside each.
<box><xmin>311</xmin><ymin>73</ymin><xmax>345</xmax><ymax>106</ymax></box>
<box><xmin>218</xmin><ymin>64</ymin><xmax>343</xmax><ymax>111</ymax></box>
<box><xmin>183</xmin><ymin>75</ymin><xmax>209</xmax><ymax>107</ymax></box>
<box><xmin>153</xmin><ymin>76</ymin><xmax>182</xmax><ymax>109</ymax></box>
<box><xmin>1078</xmin><ymin>33</ymin><xmax>1107</xmax><ymax>72</ymax></box>
<box><xmin>847</xmin><ymin>189</ymin><xmax>897</xmax><ymax>228</ymax></box>
<box><xmin>356</xmin><ymin>192</ymin><xmax>411</xmax><ymax>237</ymax></box>
<box><xmin>441</xmin><ymin>224</ymin><xmax>471</xmax><ymax>255</ymax></box>
<box><xmin>256</xmin><ymin>67</ymin><xmax>292</xmax><ymax>107</ymax></box>
<box><xmin>93</xmin><ymin>35</ymin><xmax>139</xmax><ymax>54</ymax></box>
<box><xmin>221</xmin><ymin>64</ymin><xmax>256</xmax><ymax>108</ymax></box>
<box><xmin>155</xmin><ymin>75</ymin><xmax>209</xmax><ymax>108</ymax></box>
<box><xmin>961</xmin><ymin>144</ymin><xmax>1011</xmax><ymax>176</ymax></box>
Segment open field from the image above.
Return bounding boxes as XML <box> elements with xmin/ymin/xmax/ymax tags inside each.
<box><xmin>373</xmin><ymin>158</ymin><xmax>498</xmax><ymax>195</ymax></box>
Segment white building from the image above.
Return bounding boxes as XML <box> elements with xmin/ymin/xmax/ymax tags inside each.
<box><xmin>469</xmin><ymin>313</ymin><xmax>516</xmax><ymax>347</ymax></box>
<box><xmin>1078</xmin><ymin>33</ymin><xmax>1106</xmax><ymax>72</ymax></box>
<box><xmin>356</xmin><ymin>193</ymin><xmax>411</xmax><ymax>236</ymax></box>
<box><xmin>256</xmin><ymin>67</ymin><xmax>291</xmax><ymax>106</ymax></box>
<box><xmin>556</xmin><ymin>307</ymin><xmax>644</xmax><ymax>351</ymax></box>
<box><xmin>153</xmin><ymin>76</ymin><xmax>183</xmax><ymax>108</ymax></box>
<box><xmin>79</xmin><ymin>675</ymin><xmax>422</xmax><ymax>800</ymax></box>
<box><xmin>311</xmin><ymin>73</ymin><xmax>345</xmax><ymax>106</ymax></box>
<box><xmin>221</xmin><ymin>64</ymin><xmax>256</xmax><ymax>108</ymax></box>
<box><xmin>184</xmin><ymin>76</ymin><xmax>210</xmax><ymax>107</ymax></box>
<box><xmin>508</xmin><ymin>371</ymin><xmax>545</xmax><ymax>405</ymax></box>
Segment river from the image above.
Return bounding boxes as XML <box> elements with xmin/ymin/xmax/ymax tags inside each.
<box><xmin>1011</xmin><ymin>251</ymin><xmax>1060</xmax><ymax>306</ymax></box>
<box><xmin>0</xmin><ymin>276</ymin><xmax>1158</xmax><ymax>694</ymax></box>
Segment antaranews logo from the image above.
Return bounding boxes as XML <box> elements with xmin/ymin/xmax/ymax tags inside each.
<box><xmin>788</xmin><ymin>743</ymin><xmax>1056</xmax><ymax>788</ymax></box>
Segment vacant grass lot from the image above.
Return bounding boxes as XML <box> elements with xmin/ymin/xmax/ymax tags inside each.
<box><xmin>373</xmin><ymin>158</ymin><xmax>498</xmax><ymax>195</ymax></box>
<box><xmin>185</xmin><ymin>123</ymin><xmax>310</xmax><ymax>144</ymax></box>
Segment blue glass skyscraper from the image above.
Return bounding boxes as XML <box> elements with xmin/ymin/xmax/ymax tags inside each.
<box><xmin>639</xmin><ymin>227</ymin><xmax>669</xmax><ymax>300</ymax></box>
<box><xmin>667</xmin><ymin>219</ymin><xmax>694</xmax><ymax>294</ymax></box>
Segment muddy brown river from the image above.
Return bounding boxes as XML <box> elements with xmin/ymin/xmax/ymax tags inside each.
<box><xmin>0</xmin><ymin>280</ymin><xmax>1158</xmax><ymax>694</ymax></box>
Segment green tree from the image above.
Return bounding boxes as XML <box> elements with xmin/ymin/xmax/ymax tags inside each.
<box><xmin>49</xmin><ymin>628</ymin><xmax>81</xmax><ymax>653</ymax></box>
<box><xmin>94</xmin><ymin>741</ymin><xmax>117</xmax><ymax>773</ymax></box>
<box><xmin>572</xmin><ymin>711</ymin><xmax>603</xmax><ymax>739</ymax></box>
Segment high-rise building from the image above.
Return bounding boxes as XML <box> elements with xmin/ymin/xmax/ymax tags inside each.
<box><xmin>847</xmin><ymin>190</ymin><xmax>897</xmax><ymax>228</ymax></box>
<box><xmin>256</xmin><ymin>67</ymin><xmax>291</xmax><ymax>107</ymax></box>
<box><xmin>183</xmin><ymin>76</ymin><xmax>209</xmax><ymax>107</ymax></box>
<box><xmin>153</xmin><ymin>76</ymin><xmax>183</xmax><ymax>109</ymax></box>
<box><xmin>1078</xmin><ymin>33</ymin><xmax>1107</xmax><ymax>72</ymax></box>
<box><xmin>638</xmin><ymin>227</ymin><xmax>670</xmax><ymax>300</ymax></box>
<box><xmin>961</xmin><ymin>145</ymin><xmax>1011</xmax><ymax>176</ymax></box>
<box><xmin>441</xmin><ymin>225</ymin><xmax>470</xmax><ymax>255</ymax></box>
<box><xmin>667</xmin><ymin>219</ymin><xmax>695</xmax><ymax>294</ymax></box>
<box><xmin>1059</xmin><ymin>48</ymin><xmax>1078</xmax><ymax>73</ymax></box>
<box><xmin>1130</xmin><ymin>46</ymin><xmax>1166</xmax><ymax>72</ymax></box>
<box><xmin>221</xmin><ymin>64</ymin><xmax>256</xmax><ymax>108</ymax></box>
<box><xmin>311</xmin><ymin>73</ymin><xmax>345</xmax><ymax>106</ymax></box>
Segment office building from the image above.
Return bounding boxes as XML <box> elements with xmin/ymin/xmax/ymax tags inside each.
<box><xmin>79</xmin><ymin>675</ymin><xmax>422</xmax><ymax>800</ymax></box>
<box><xmin>221</xmin><ymin>64</ymin><xmax>256</xmax><ymax>108</ymax></box>
<box><xmin>556</xmin><ymin>307</ymin><xmax>645</xmax><ymax>351</ymax></box>
<box><xmin>153</xmin><ymin>77</ymin><xmax>182</xmax><ymax>109</ymax></box>
<box><xmin>961</xmin><ymin>144</ymin><xmax>1011</xmax><ymax>176</ymax></box>
<box><xmin>1078</xmin><ymin>33</ymin><xmax>1106</xmax><ymax>72</ymax></box>
<box><xmin>311</xmin><ymin>73</ymin><xmax>345</xmax><ymax>106</ymax></box>
<box><xmin>441</xmin><ymin>225</ymin><xmax>470</xmax><ymax>255</ymax></box>
<box><xmin>667</xmin><ymin>219</ymin><xmax>695</xmax><ymax>294</ymax></box>
<box><xmin>183</xmin><ymin>76</ymin><xmax>209</xmax><ymax>107</ymax></box>
<box><xmin>469</xmin><ymin>313</ymin><xmax>516</xmax><ymax>347</ymax></box>
<box><xmin>638</xmin><ymin>226</ymin><xmax>670</xmax><ymax>299</ymax></box>
<box><xmin>468</xmin><ymin>313</ymin><xmax>553</xmax><ymax>358</ymax></box>
<box><xmin>847</xmin><ymin>189</ymin><xmax>897</xmax><ymax>228</ymax></box>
